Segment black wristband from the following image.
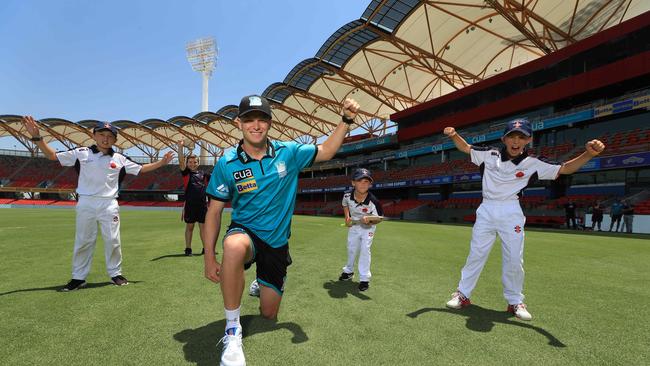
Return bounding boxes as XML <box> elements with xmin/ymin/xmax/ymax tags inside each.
<box><xmin>342</xmin><ymin>115</ymin><xmax>355</xmax><ymax>125</ymax></box>
<box><xmin>30</xmin><ymin>136</ymin><xmax>42</xmax><ymax>142</ymax></box>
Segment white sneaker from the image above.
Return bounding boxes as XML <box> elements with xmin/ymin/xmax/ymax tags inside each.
<box><xmin>446</xmin><ymin>291</ymin><xmax>471</xmax><ymax>309</ymax></box>
<box><xmin>219</xmin><ymin>328</ymin><xmax>246</xmax><ymax>366</ymax></box>
<box><xmin>508</xmin><ymin>303</ymin><xmax>532</xmax><ymax>321</ymax></box>
<box><xmin>248</xmin><ymin>279</ymin><xmax>260</xmax><ymax>297</ymax></box>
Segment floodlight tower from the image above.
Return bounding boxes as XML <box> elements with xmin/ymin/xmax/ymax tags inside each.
<box><xmin>186</xmin><ymin>37</ymin><xmax>217</xmax><ymax>163</ymax></box>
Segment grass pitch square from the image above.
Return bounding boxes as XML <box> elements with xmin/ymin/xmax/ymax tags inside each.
<box><xmin>0</xmin><ymin>208</ymin><xmax>648</xmax><ymax>365</ymax></box>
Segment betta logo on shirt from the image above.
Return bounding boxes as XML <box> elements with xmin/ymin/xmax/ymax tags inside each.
<box><xmin>236</xmin><ymin>180</ymin><xmax>258</xmax><ymax>193</ymax></box>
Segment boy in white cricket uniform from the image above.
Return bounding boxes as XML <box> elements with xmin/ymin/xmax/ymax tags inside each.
<box><xmin>21</xmin><ymin>117</ymin><xmax>174</xmax><ymax>291</ymax></box>
<box><xmin>443</xmin><ymin>118</ymin><xmax>605</xmax><ymax>320</ymax></box>
<box><xmin>339</xmin><ymin>168</ymin><xmax>383</xmax><ymax>292</ymax></box>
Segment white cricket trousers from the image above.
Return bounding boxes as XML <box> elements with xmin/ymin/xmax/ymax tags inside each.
<box><xmin>72</xmin><ymin>196</ymin><xmax>123</xmax><ymax>280</ymax></box>
<box><xmin>342</xmin><ymin>225</ymin><xmax>376</xmax><ymax>282</ymax></box>
<box><xmin>457</xmin><ymin>200</ymin><xmax>526</xmax><ymax>305</ymax></box>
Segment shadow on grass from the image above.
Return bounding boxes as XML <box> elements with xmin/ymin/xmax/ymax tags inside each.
<box><xmin>407</xmin><ymin>306</ymin><xmax>566</xmax><ymax>348</ymax></box>
<box><xmin>323</xmin><ymin>280</ymin><xmax>371</xmax><ymax>300</ymax></box>
<box><xmin>150</xmin><ymin>254</ymin><xmax>196</xmax><ymax>261</ymax></box>
<box><xmin>174</xmin><ymin>314</ymin><xmax>308</xmax><ymax>366</ymax></box>
<box><xmin>0</xmin><ymin>280</ymin><xmax>143</xmax><ymax>296</ymax></box>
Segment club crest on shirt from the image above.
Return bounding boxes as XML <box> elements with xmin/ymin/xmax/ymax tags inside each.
<box><xmin>515</xmin><ymin>171</ymin><xmax>525</xmax><ymax>178</ymax></box>
<box><xmin>275</xmin><ymin>161</ymin><xmax>287</xmax><ymax>178</ymax></box>
<box><xmin>110</xmin><ymin>161</ymin><xmax>117</xmax><ymax>169</ymax></box>
<box><xmin>362</xmin><ymin>208</ymin><xmax>368</xmax><ymax>213</ymax></box>
<box><xmin>233</xmin><ymin>168</ymin><xmax>254</xmax><ymax>182</ymax></box>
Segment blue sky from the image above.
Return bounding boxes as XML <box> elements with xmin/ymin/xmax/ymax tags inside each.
<box><xmin>0</xmin><ymin>0</ymin><xmax>370</xmax><ymax>150</ymax></box>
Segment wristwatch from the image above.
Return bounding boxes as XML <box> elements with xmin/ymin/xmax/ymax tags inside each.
<box><xmin>342</xmin><ymin>115</ymin><xmax>355</xmax><ymax>125</ymax></box>
<box><xmin>30</xmin><ymin>136</ymin><xmax>42</xmax><ymax>142</ymax></box>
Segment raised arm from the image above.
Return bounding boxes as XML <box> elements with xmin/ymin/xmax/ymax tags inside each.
<box><xmin>315</xmin><ymin>98</ymin><xmax>360</xmax><ymax>163</ymax></box>
<box><xmin>443</xmin><ymin>127</ymin><xmax>471</xmax><ymax>154</ymax></box>
<box><xmin>177</xmin><ymin>140</ymin><xmax>186</xmax><ymax>171</ymax></box>
<box><xmin>140</xmin><ymin>151</ymin><xmax>174</xmax><ymax>174</ymax></box>
<box><xmin>203</xmin><ymin>199</ymin><xmax>225</xmax><ymax>283</ymax></box>
<box><xmin>559</xmin><ymin>139</ymin><xmax>605</xmax><ymax>175</ymax></box>
<box><xmin>21</xmin><ymin>116</ymin><xmax>58</xmax><ymax>160</ymax></box>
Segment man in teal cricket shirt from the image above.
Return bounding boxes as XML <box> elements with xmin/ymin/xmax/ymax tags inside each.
<box><xmin>203</xmin><ymin>94</ymin><xmax>360</xmax><ymax>366</ymax></box>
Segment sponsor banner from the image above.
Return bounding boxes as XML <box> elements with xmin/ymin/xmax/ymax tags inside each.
<box><xmin>299</xmin><ymin>172</ymin><xmax>482</xmax><ymax>193</ymax></box>
<box><xmin>578</xmin><ymin>158</ymin><xmax>601</xmax><ymax>172</ymax></box>
<box><xmin>534</xmin><ymin>109</ymin><xmax>593</xmax><ymax>130</ymax></box>
<box><xmin>338</xmin><ymin>135</ymin><xmax>395</xmax><ymax>153</ymax></box>
<box><xmin>406</xmin><ymin>146</ymin><xmax>435</xmax><ymax>158</ymax></box>
<box><xmin>593</xmin><ymin>94</ymin><xmax>650</xmax><ymax>118</ymax></box>
<box><xmin>597</xmin><ymin>152</ymin><xmax>650</xmax><ymax>170</ymax></box>
<box><xmin>453</xmin><ymin>173</ymin><xmax>482</xmax><ymax>182</ymax></box>
<box><xmin>374</xmin><ymin>181</ymin><xmax>408</xmax><ymax>189</ymax></box>
<box><xmin>301</xmin><ymin>151</ymin><xmax>650</xmax><ymax>193</ymax></box>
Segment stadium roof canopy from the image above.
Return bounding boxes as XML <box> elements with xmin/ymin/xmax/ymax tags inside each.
<box><xmin>2</xmin><ymin>0</ymin><xmax>648</xmax><ymax>158</ymax></box>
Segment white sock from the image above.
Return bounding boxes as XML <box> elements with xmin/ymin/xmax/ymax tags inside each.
<box><xmin>225</xmin><ymin>307</ymin><xmax>241</xmax><ymax>334</ymax></box>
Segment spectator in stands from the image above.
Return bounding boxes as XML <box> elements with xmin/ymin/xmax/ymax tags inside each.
<box><xmin>622</xmin><ymin>200</ymin><xmax>634</xmax><ymax>233</ymax></box>
<box><xmin>178</xmin><ymin>140</ymin><xmax>210</xmax><ymax>256</ymax></box>
<box><xmin>590</xmin><ymin>202</ymin><xmax>604</xmax><ymax>231</ymax></box>
<box><xmin>443</xmin><ymin>118</ymin><xmax>605</xmax><ymax>321</ymax></box>
<box><xmin>202</xmin><ymin>95</ymin><xmax>360</xmax><ymax>366</ymax></box>
<box><xmin>609</xmin><ymin>198</ymin><xmax>624</xmax><ymax>232</ymax></box>
<box><xmin>338</xmin><ymin>168</ymin><xmax>383</xmax><ymax>292</ymax></box>
<box><xmin>21</xmin><ymin>116</ymin><xmax>174</xmax><ymax>291</ymax></box>
<box><xmin>564</xmin><ymin>200</ymin><xmax>577</xmax><ymax>230</ymax></box>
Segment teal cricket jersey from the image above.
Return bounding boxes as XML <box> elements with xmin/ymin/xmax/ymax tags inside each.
<box><xmin>206</xmin><ymin>140</ymin><xmax>317</xmax><ymax>248</ymax></box>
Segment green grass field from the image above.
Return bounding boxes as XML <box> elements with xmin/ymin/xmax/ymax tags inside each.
<box><xmin>1</xmin><ymin>208</ymin><xmax>648</xmax><ymax>366</ymax></box>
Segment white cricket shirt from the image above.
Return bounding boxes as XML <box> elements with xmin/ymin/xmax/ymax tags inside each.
<box><xmin>342</xmin><ymin>191</ymin><xmax>383</xmax><ymax>221</ymax></box>
<box><xmin>57</xmin><ymin>145</ymin><xmax>142</xmax><ymax>198</ymax></box>
<box><xmin>470</xmin><ymin>146</ymin><xmax>561</xmax><ymax>201</ymax></box>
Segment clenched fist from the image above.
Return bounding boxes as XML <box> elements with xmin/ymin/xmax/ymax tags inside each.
<box><xmin>443</xmin><ymin>127</ymin><xmax>456</xmax><ymax>137</ymax></box>
<box><xmin>585</xmin><ymin>139</ymin><xmax>605</xmax><ymax>156</ymax></box>
<box><xmin>342</xmin><ymin>98</ymin><xmax>360</xmax><ymax>119</ymax></box>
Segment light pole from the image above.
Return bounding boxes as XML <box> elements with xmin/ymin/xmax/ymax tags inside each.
<box><xmin>186</xmin><ymin>37</ymin><xmax>217</xmax><ymax>164</ymax></box>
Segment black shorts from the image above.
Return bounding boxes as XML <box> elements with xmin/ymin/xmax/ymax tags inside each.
<box><xmin>183</xmin><ymin>202</ymin><xmax>207</xmax><ymax>223</ymax></box>
<box><xmin>225</xmin><ymin>222</ymin><xmax>292</xmax><ymax>295</ymax></box>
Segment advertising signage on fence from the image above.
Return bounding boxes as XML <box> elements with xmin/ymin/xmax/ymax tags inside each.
<box><xmin>338</xmin><ymin>135</ymin><xmax>394</xmax><ymax>153</ymax></box>
<box><xmin>300</xmin><ymin>152</ymin><xmax>649</xmax><ymax>193</ymax></box>
<box><xmin>453</xmin><ymin>173</ymin><xmax>482</xmax><ymax>182</ymax></box>
<box><xmin>577</xmin><ymin>151</ymin><xmax>650</xmax><ymax>172</ymax></box>
<box><xmin>593</xmin><ymin>94</ymin><xmax>650</xmax><ymax>118</ymax></box>
<box><xmin>599</xmin><ymin>152</ymin><xmax>650</xmax><ymax>170</ymax></box>
<box><xmin>298</xmin><ymin>172</ymin><xmax>481</xmax><ymax>193</ymax></box>
<box><xmin>535</xmin><ymin>109</ymin><xmax>593</xmax><ymax>130</ymax></box>
<box><xmin>577</xmin><ymin>158</ymin><xmax>600</xmax><ymax>172</ymax></box>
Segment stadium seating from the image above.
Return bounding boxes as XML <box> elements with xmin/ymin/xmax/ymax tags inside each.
<box><xmin>633</xmin><ymin>199</ymin><xmax>650</xmax><ymax>215</ymax></box>
<box><xmin>382</xmin><ymin>199</ymin><xmax>427</xmax><ymax>218</ymax></box>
